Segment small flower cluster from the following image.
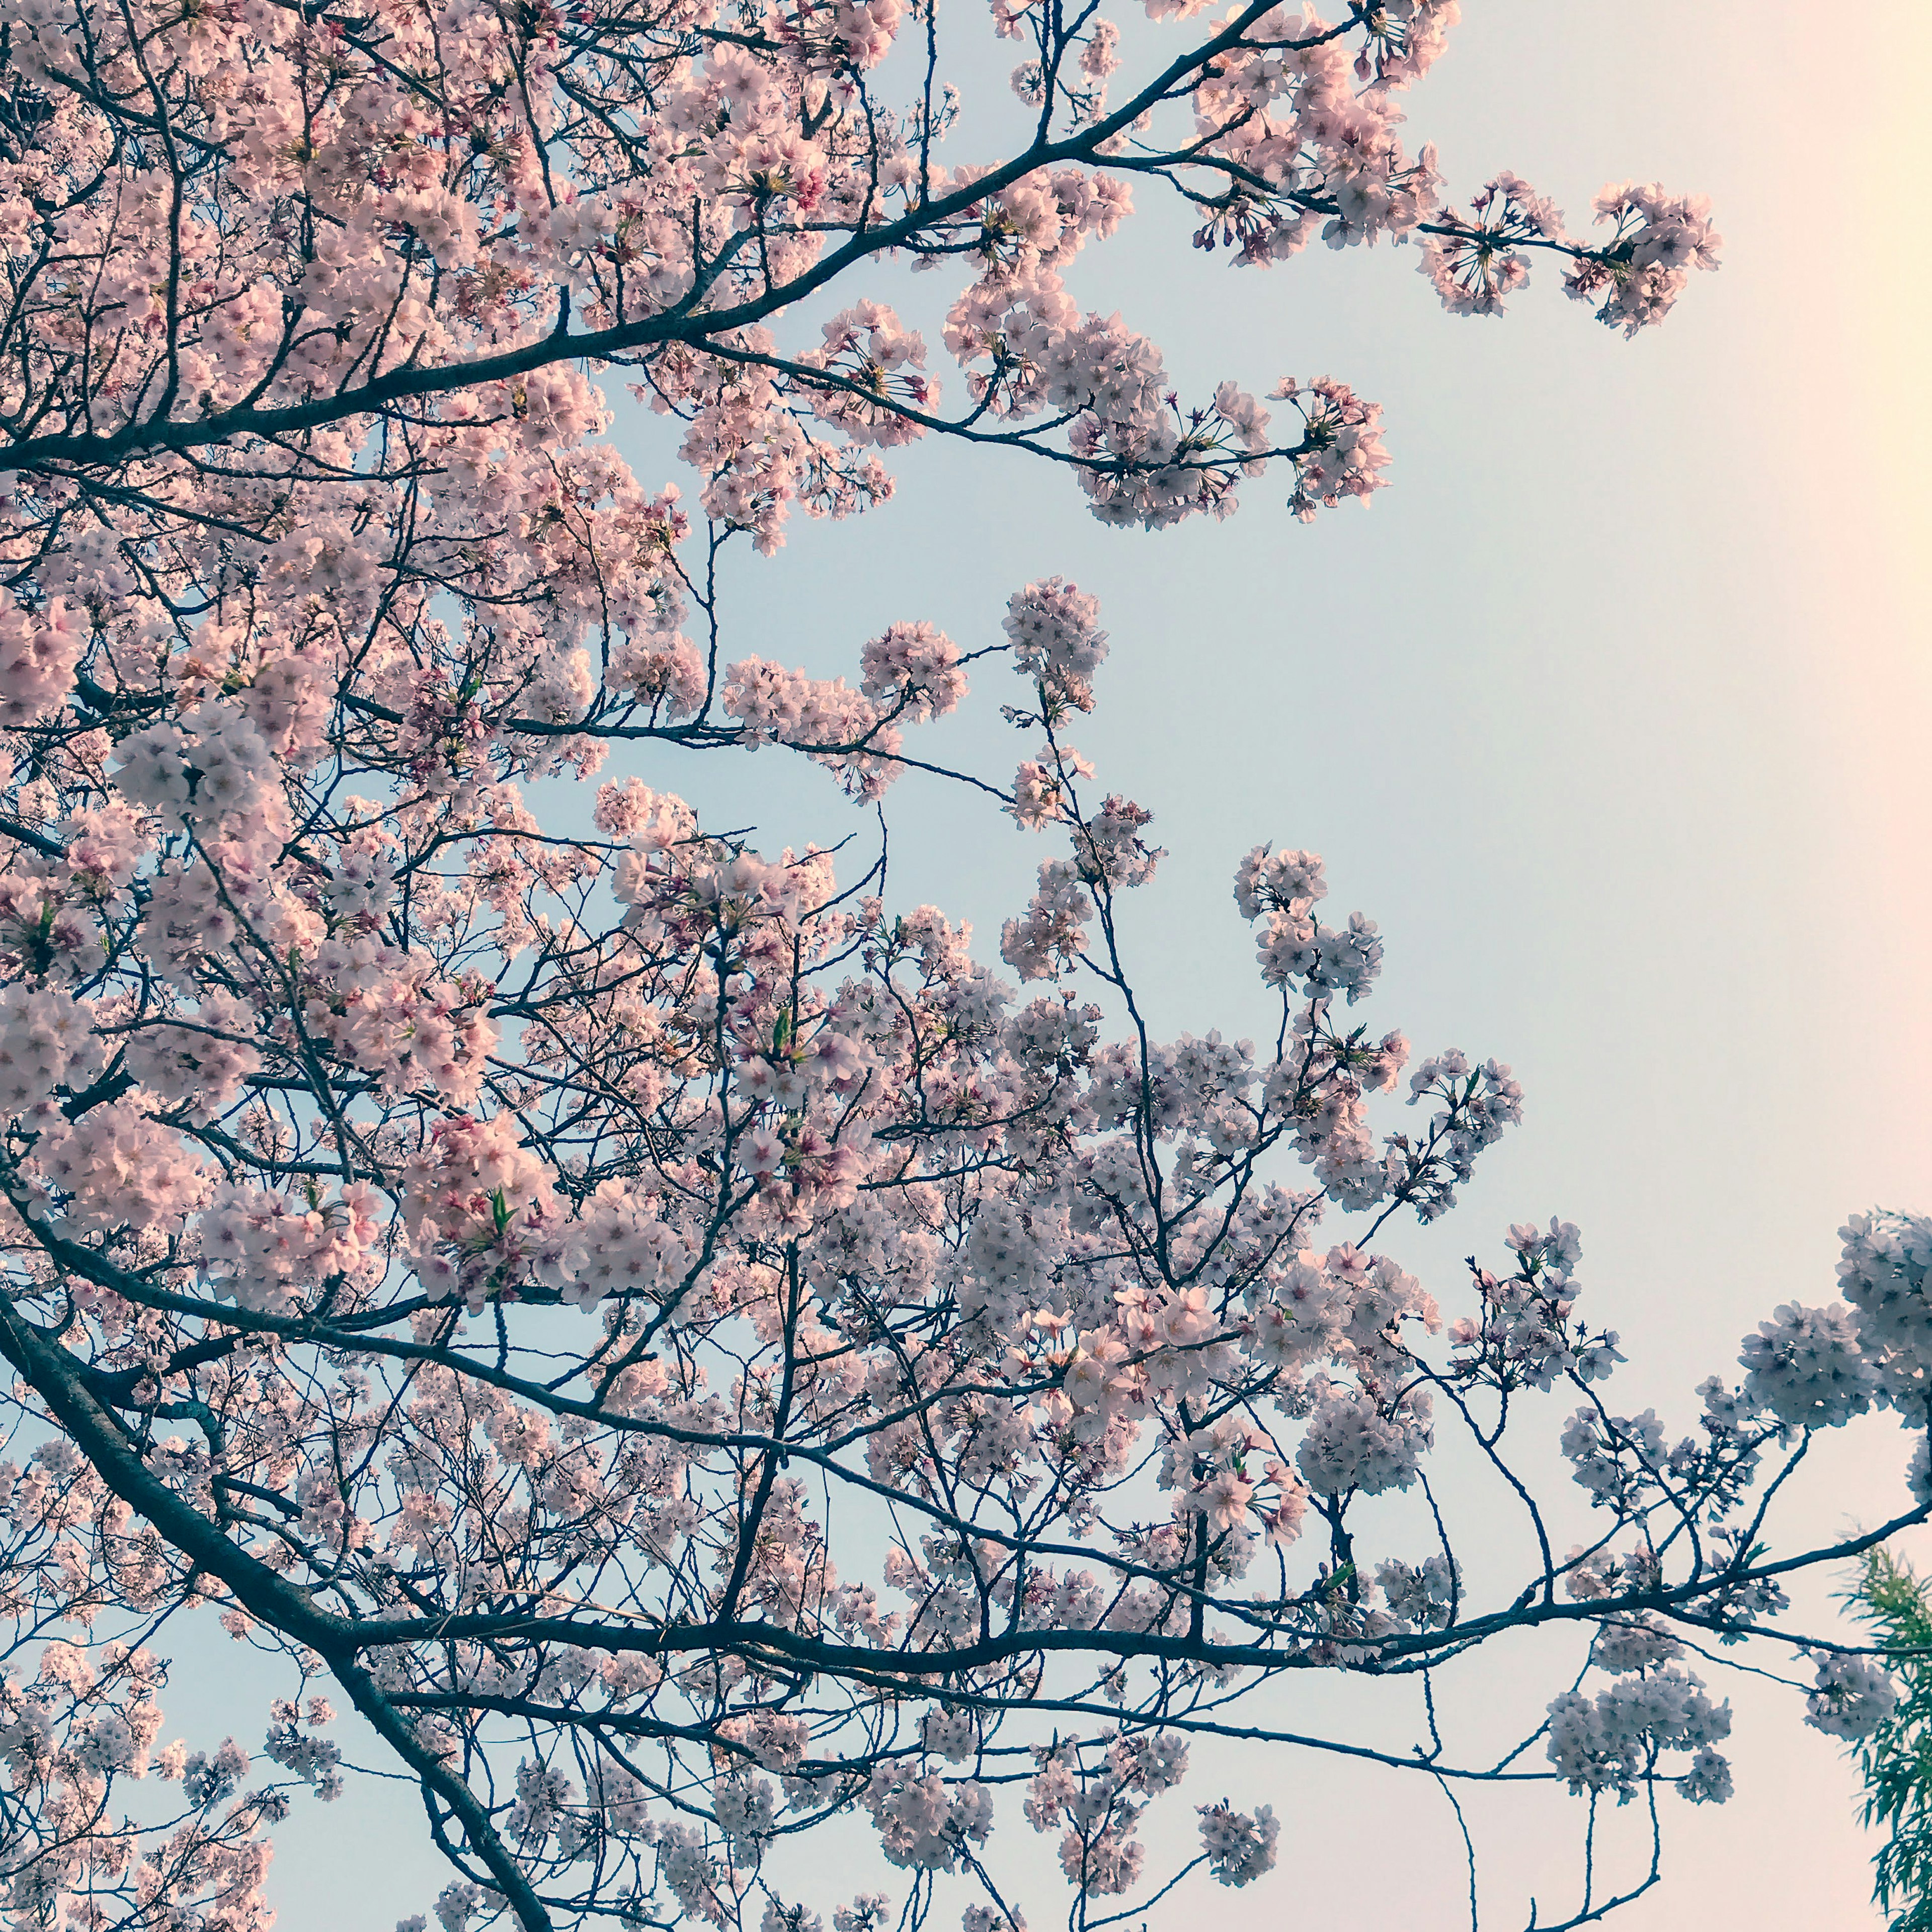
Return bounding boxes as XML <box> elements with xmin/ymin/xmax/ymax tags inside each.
<box><xmin>1545</xmin><ymin>1667</ymin><xmax>1733</xmax><ymax>1803</ymax></box>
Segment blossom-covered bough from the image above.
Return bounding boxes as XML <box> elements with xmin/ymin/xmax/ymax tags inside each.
<box><xmin>0</xmin><ymin>0</ymin><xmax>1912</xmax><ymax>1926</ymax></box>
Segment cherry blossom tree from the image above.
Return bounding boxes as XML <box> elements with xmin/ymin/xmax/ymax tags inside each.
<box><xmin>0</xmin><ymin>0</ymin><xmax>1914</xmax><ymax>1927</ymax></box>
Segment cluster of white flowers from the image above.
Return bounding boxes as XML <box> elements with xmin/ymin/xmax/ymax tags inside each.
<box><xmin>861</xmin><ymin>1766</ymin><xmax>993</xmax><ymax>1871</ymax></box>
<box><xmin>1739</xmin><ymin>1301</ymin><xmax>1881</xmax><ymax>1428</ymax></box>
<box><xmin>1564</xmin><ymin>182</ymin><xmax>1723</xmax><ymax>335</ymax></box>
<box><xmin>1375</xmin><ymin>1554</ymin><xmax>1460</xmax><ymax>1630</ymax></box>
<box><xmin>1195</xmin><ymin>1801</ymin><xmax>1279</xmax><ymax>1887</ymax></box>
<box><xmin>1254</xmin><ymin>906</ymin><xmax>1384</xmax><ymax>1004</ymax></box>
<box><xmin>1678</xmin><ymin>1745</ymin><xmax>1735</xmax><ymax>1805</ymax></box>
<box><xmin>1560</xmin><ymin>1405</ymin><xmax>1689</xmax><ymax>1510</ymax></box>
<box><xmin>1838</xmin><ymin>1211</ymin><xmax>1932</xmax><ymax>1401</ymax></box>
<box><xmin>115</xmin><ymin>702</ymin><xmax>277</xmax><ymax>830</ymax></box>
<box><xmin>858</xmin><ymin>621</ymin><xmax>968</xmax><ymax>722</ymax></box>
<box><xmin>1545</xmin><ymin>1667</ymin><xmax>1732</xmax><ymax>1801</ymax></box>
<box><xmin>921</xmin><ymin>1709</ymin><xmax>977</xmax><ymax>1763</ymax></box>
<box><xmin>1591</xmin><ymin>1614</ymin><xmax>1683</xmax><ymax>1674</ymax></box>
<box><xmin>761</xmin><ymin>1899</ymin><xmax>823</xmax><ymax>1932</ymax></box>
<box><xmin>430</xmin><ymin>1880</ymin><xmax>491</xmax><ymax>1932</ymax></box>
<box><xmin>712</xmin><ymin>1773</ymin><xmax>781</xmax><ymax>1861</ymax></box>
<box><xmin>564</xmin><ymin>1181</ymin><xmax>695</xmax><ymax>1312</ymax></box>
<box><xmin>181</xmin><ymin>1737</ymin><xmax>252</xmax><ymax>1808</ymax></box>
<box><xmin>797</xmin><ymin>302</ymin><xmax>937</xmax><ymax>449</ymax></box>
<box><xmin>1004</xmin><ymin>577</ymin><xmax>1109</xmax><ymax>711</ymax></box>
<box><xmin>323</xmin><ymin>849</ymin><xmax>397</xmax><ymax>926</ymax></box>
<box><xmin>1404</xmin><ymin>1051</ymin><xmax>1525</xmax><ymax>1204</ymax></box>
<box><xmin>1232</xmin><ymin>844</ymin><xmax>1326</xmax><ymax>921</ymax></box>
<box><xmin>122</xmin><ymin>988</ymin><xmax>262</xmax><ymax>1122</ymax></box>
<box><xmin>1001</xmin><ymin>857</ymin><xmax>1095</xmax><ymax>981</ymax></box>
<box><xmin>300</xmin><ymin>936</ymin><xmax>499</xmax><ymax>1107</ymax></box>
<box><xmin>1296</xmin><ymin>1385</ymin><xmax>1432</xmax><ymax>1497</ymax></box>
<box><xmin>0</xmin><ymin>598</ymin><xmax>83</xmax><ymax>732</ymax></box>
<box><xmin>69</xmin><ymin>1710</ymin><xmax>137</xmax><ymax>1775</ymax></box>
<box><xmin>264</xmin><ymin>1698</ymin><xmax>344</xmax><ymax>1802</ymax></box>
<box><xmin>1804</xmin><ymin>1654</ymin><xmax>1898</xmax><ymax>1741</ymax></box>
<box><xmin>32</xmin><ymin>1093</ymin><xmax>210</xmax><ymax>1235</ymax></box>
<box><xmin>0</xmin><ymin>981</ymin><xmax>99</xmax><ymax>1117</ymax></box>
<box><xmin>647</xmin><ymin>1818</ymin><xmax>728</xmax><ymax>1924</ymax></box>
<box><xmin>1448</xmin><ymin>1221</ymin><xmax>1624</xmax><ymax>1393</ymax></box>
<box><xmin>201</xmin><ymin>1178</ymin><xmax>380</xmax><ymax>1315</ymax></box>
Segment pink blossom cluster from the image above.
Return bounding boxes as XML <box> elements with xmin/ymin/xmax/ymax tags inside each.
<box><xmin>1565</xmin><ymin>183</ymin><xmax>1725</xmax><ymax>336</ymax></box>
<box><xmin>202</xmin><ymin>1177</ymin><xmax>383</xmax><ymax>1316</ymax></box>
<box><xmin>1447</xmin><ymin>1218</ymin><xmax>1625</xmax><ymax>1392</ymax></box>
<box><xmin>1544</xmin><ymin>1667</ymin><xmax>1733</xmax><ymax>1804</ymax></box>
<box><xmin>1003</xmin><ymin>577</ymin><xmax>1110</xmax><ymax>714</ymax></box>
<box><xmin>0</xmin><ymin>600</ymin><xmax>83</xmax><ymax>734</ymax></box>
<box><xmin>1805</xmin><ymin>1654</ymin><xmax>1900</xmax><ymax>1742</ymax></box>
<box><xmin>0</xmin><ymin>983</ymin><xmax>101</xmax><ymax>1119</ymax></box>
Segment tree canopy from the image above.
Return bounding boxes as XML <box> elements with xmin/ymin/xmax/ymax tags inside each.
<box><xmin>0</xmin><ymin>0</ymin><xmax>1916</xmax><ymax>1928</ymax></box>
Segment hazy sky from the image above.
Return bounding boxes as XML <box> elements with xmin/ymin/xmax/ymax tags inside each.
<box><xmin>208</xmin><ymin>1</ymin><xmax>1932</xmax><ymax>1924</ymax></box>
